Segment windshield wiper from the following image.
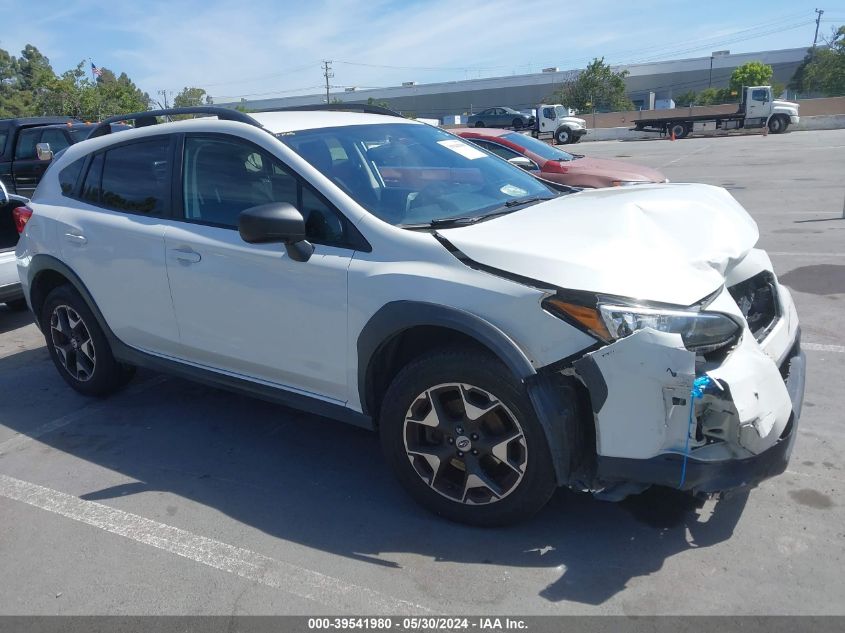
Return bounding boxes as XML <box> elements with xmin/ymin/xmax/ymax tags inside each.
<box><xmin>503</xmin><ymin>195</ymin><xmax>556</xmax><ymax>208</ymax></box>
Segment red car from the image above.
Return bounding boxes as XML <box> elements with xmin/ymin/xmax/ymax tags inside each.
<box><xmin>455</xmin><ymin>128</ymin><xmax>667</xmax><ymax>188</ymax></box>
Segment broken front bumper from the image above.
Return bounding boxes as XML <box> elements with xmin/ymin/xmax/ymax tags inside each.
<box><xmin>595</xmin><ymin>339</ymin><xmax>805</xmax><ymax>493</ymax></box>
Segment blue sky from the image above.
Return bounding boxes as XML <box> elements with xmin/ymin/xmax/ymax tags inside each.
<box><xmin>1</xmin><ymin>0</ymin><xmax>842</xmax><ymax>101</ymax></box>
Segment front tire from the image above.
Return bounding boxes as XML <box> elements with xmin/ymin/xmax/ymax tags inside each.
<box><xmin>669</xmin><ymin>122</ymin><xmax>688</xmax><ymax>139</ymax></box>
<box><xmin>555</xmin><ymin>127</ymin><xmax>572</xmax><ymax>144</ymax></box>
<box><xmin>768</xmin><ymin>115</ymin><xmax>788</xmax><ymax>134</ymax></box>
<box><xmin>379</xmin><ymin>347</ymin><xmax>556</xmax><ymax>526</ymax></box>
<box><xmin>42</xmin><ymin>285</ymin><xmax>135</xmax><ymax>397</ymax></box>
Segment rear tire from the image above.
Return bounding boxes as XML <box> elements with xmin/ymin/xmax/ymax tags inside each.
<box><xmin>670</xmin><ymin>122</ymin><xmax>688</xmax><ymax>139</ymax></box>
<box><xmin>768</xmin><ymin>115</ymin><xmax>788</xmax><ymax>134</ymax></box>
<box><xmin>41</xmin><ymin>285</ymin><xmax>135</xmax><ymax>397</ymax></box>
<box><xmin>512</xmin><ymin>118</ymin><xmax>524</xmax><ymax>130</ymax></box>
<box><xmin>379</xmin><ymin>347</ymin><xmax>557</xmax><ymax>526</ymax></box>
<box><xmin>474</xmin><ymin>121</ymin><xmax>485</xmax><ymax>128</ymax></box>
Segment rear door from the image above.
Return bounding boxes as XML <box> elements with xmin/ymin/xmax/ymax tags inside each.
<box><xmin>163</xmin><ymin>133</ymin><xmax>353</xmax><ymax>401</ymax></box>
<box><xmin>54</xmin><ymin>136</ymin><xmax>180</xmax><ymax>354</ymax></box>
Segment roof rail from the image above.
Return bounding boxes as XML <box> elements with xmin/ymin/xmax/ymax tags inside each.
<box><xmin>250</xmin><ymin>103</ymin><xmax>405</xmax><ymax>118</ymax></box>
<box><xmin>87</xmin><ymin>106</ymin><xmax>261</xmax><ymax>139</ymax></box>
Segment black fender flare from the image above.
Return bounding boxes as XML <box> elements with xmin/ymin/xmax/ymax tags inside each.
<box><xmin>357</xmin><ymin>301</ymin><xmax>535</xmax><ymax>415</ymax></box>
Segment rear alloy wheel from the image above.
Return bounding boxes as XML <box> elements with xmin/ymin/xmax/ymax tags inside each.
<box><xmin>768</xmin><ymin>115</ymin><xmax>787</xmax><ymax>134</ymax></box>
<box><xmin>42</xmin><ymin>285</ymin><xmax>135</xmax><ymax>396</ymax></box>
<box><xmin>380</xmin><ymin>348</ymin><xmax>556</xmax><ymax>526</ymax></box>
<box><xmin>474</xmin><ymin>121</ymin><xmax>485</xmax><ymax>128</ymax></box>
<box><xmin>512</xmin><ymin>118</ymin><xmax>524</xmax><ymax>130</ymax></box>
<box><xmin>555</xmin><ymin>127</ymin><xmax>572</xmax><ymax>144</ymax></box>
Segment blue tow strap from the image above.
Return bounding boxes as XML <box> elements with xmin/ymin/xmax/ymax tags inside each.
<box><xmin>679</xmin><ymin>375</ymin><xmax>714</xmax><ymax>489</ymax></box>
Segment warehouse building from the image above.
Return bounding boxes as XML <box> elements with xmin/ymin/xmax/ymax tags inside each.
<box><xmin>222</xmin><ymin>47</ymin><xmax>807</xmax><ymax>120</ymax></box>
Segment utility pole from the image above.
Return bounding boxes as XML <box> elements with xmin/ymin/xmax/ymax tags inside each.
<box><xmin>157</xmin><ymin>89</ymin><xmax>171</xmax><ymax>109</ymax></box>
<box><xmin>322</xmin><ymin>60</ymin><xmax>333</xmax><ymax>103</ymax></box>
<box><xmin>813</xmin><ymin>8</ymin><xmax>824</xmax><ymax>49</ymax></box>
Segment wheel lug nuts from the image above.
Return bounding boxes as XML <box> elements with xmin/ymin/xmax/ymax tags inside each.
<box><xmin>456</xmin><ymin>427</ymin><xmax>464</xmax><ymax>434</ymax></box>
<box><xmin>472</xmin><ymin>450</ymin><xmax>478</xmax><ymax>455</ymax></box>
<box><xmin>457</xmin><ymin>451</ymin><xmax>464</xmax><ymax>457</ymax></box>
<box><xmin>471</xmin><ymin>434</ymin><xmax>478</xmax><ymax>440</ymax></box>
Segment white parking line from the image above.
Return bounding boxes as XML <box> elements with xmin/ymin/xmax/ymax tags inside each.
<box><xmin>804</xmin><ymin>343</ymin><xmax>845</xmax><ymax>354</ymax></box>
<box><xmin>0</xmin><ymin>376</ymin><xmax>167</xmax><ymax>456</ymax></box>
<box><xmin>0</xmin><ymin>474</ymin><xmax>429</xmax><ymax>614</ymax></box>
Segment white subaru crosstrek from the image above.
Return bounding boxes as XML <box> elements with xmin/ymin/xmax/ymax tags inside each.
<box><xmin>15</xmin><ymin>106</ymin><xmax>805</xmax><ymax>525</ymax></box>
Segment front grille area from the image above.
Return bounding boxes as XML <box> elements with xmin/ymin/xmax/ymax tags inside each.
<box><xmin>728</xmin><ymin>271</ymin><xmax>779</xmax><ymax>342</ymax></box>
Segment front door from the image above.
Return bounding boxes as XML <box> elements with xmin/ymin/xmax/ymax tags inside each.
<box><xmin>746</xmin><ymin>88</ymin><xmax>771</xmax><ymax>125</ymax></box>
<box><xmin>11</xmin><ymin>128</ymin><xmax>50</xmax><ymax>197</ymax></box>
<box><xmin>164</xmin><ymin>134</ymin><xmax>353</xmax><ymax>402</ymax></box>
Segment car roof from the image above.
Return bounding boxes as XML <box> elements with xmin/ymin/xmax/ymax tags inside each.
<box><xmin>249</xmin><ymin>110</ymin><xmax>420</xmax><ymax>134</ymax></box>
<box><xmin>1</xmin><ymin>116</ymin><xmax>77</xmax><ymax>127</ymax></box>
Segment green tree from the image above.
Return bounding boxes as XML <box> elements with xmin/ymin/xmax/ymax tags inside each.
<box><xmin>674</xmin><ymin>90</ymin><xmax>697</xmax><ymax>106</ymax></box>
<box><xmin>0</xmin><ymin>46</ymin><xmax>31</xmax><ymax>117</ymax></box>
<box><xmin>174</xmin><ymin>86</ymin><xmax>211</xmax><ymax>108</ymax></box>
<box><xmin>551</xmin><ymin>58</ymin><xmax>634</xmax><ymax>112</ymax></box>
<box><xmin>367</xmin><ymin>96</ymin><xmax>391</xmax><ymax>109</ymax></box>
<box><xmin>729</xmin><ymin>61</ymin><xmax>773</xmax><ymax>93</ymax></box>
<box><xmin>790</xmin><ymin>26</ymin><xmax>845</xmax><ymax>96</ymax></box>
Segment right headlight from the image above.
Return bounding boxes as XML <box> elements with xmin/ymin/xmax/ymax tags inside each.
<box><xmin>543</xmin><ymin>298</ymin><xmax>741</xmax><ymax>353</ymax></box>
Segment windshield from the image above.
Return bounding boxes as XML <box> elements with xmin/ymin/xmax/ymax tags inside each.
<box><xmin>554</xmin><ymin>105</ymin><xmax>570</xmax><ymax>118</ymax></box>
<box><xmin>278</xmin><ymin>123</ymin><xmax>556</xmax><ymax>226</ymax></box>
<box><xmin>501</xmin><ymin>132</ymin><xmax>574</xmax><ymax>162</ymax></box>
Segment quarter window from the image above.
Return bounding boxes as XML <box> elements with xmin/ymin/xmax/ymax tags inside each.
<box><xmin>82</xmin><ymin>153</ymin><xmax>104</xmax><ymax>204</ymax></box>
<box><xmin>59</xmin><ymin>158</ymin><xmax>85</xmax><ymax>196</ymax></box>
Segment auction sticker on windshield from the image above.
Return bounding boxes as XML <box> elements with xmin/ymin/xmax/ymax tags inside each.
<box><xmin>437</xmin><ymin>139</ymin><xmax>487</xmax><ymax>160</ymax></box>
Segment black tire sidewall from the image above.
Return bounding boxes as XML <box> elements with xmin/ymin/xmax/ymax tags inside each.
<box><xmin>41</xmin><ymin>285</ymin><xmax>128</xmax><ymax>397</ymax></box>
<box><xmin>379</xmin><ymin>348</ymin><xmax>557</xmax><ymax>526</ymax></box>
<box><xmin>769</xmin><ymin>116</ymin><xmax>785</xmax><ymax>133</ymax></box>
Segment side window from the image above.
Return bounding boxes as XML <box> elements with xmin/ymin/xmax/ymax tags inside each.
<box><xmin>14</xmin><ymin>128</ymin><xmax>40</xmax><ymax>160</ymax></box>
<box><xmin>183</xmin><ymin>136</ymin><xmax>297</xmax><ymax>227</ymax></box>
<box><xmin>40</xmin><ymin>129</ymin><xmax>71</xmax><ymax>154</ymax></box>
<box><xmin>751</xmin><ymin>89</ymin><xmax>768</xmax><ymax>102</ymax></box>
<box><xmin>543</xmin><ymin>107</ymin><xmax>555</xmax><ymax>120</ymax></box>
<box><xmin>82</xmin><ymin>153</ymin><xmax>104</xmax><ymax>204</ymax></box>
<box><xmin>482</xmin><ymin>142</ymin><xmax>521</xmax><ymax>161</ymax></box>
<box><xmin>59</xmin><ymin>158</ymin><xmax>86</xmax><ymax>196</ymax></box>
<box><xmin>100</xmin><ymin>139</ymin><xmax>171</xmax><ymax>215</ymax></box>
<box><xmin>182</xmin><ymin>135</ymin><xmax>347</xmax><ymax>246</ymax></box>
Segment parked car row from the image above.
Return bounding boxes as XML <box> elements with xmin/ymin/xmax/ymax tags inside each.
<box><xmin>7</xmin><ymin>105</ymin><xmax>804</xmax><ymax>526</ymax></box>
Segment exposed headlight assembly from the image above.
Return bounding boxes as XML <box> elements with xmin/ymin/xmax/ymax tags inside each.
<box><xmin>543</xmin><ymin>297</ymin><xmax>741</xmax><ymax>353</ymax></box>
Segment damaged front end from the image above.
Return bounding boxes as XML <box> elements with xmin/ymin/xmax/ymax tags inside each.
<box><xmin>544</xmin><ymin>267</ymin><xmax>806</xmax><ymax>500</ymax></box>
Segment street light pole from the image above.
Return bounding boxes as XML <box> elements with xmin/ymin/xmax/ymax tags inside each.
<box><xmin>709</xmin><ymin>56</ymin><xmax>714</xmax><ymax>88</ymax></box>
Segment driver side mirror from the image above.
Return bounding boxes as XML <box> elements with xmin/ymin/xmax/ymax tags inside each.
<box><xmin>35</xmin><ymin>142</ymin><xmax>53</xmax><ymax>162</ymax></box>
<box><xmin>239</xmin><ymin>202</ymin><xmax>314</xmax><ymax>262</ymax></box>
<box><xmin>508</xmin><ymin>156</ymin><xmax>539</xmax><ymax>172</ymax></box>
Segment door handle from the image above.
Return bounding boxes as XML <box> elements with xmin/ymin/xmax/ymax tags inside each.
<box><xmin>64</xmin><ymin>232</ymin><xmax>88</xmax><ymax>245</ymax></box>
<box><xmin>170</xmin><ymin>247</ymin><xmax>202</xmax><ymax>264</ymax></box>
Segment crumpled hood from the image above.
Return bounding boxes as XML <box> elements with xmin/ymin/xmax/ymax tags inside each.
<box><xmin>438</xmin><ymin>183</ymin><xmax>759</xmax><ymax>305</ymax></box>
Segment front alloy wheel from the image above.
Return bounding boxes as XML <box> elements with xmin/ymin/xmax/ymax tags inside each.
<box><xmin>404</xmin><ymin>383</ymin><xmax>527</xmax><ymax>505</ymax></box>
<box><xmin>50</xmin><ymin>304</ymin><xmax>96</xmax><ymax>381</ymax></box>
<box><xmin>379</xmin><ymin>347</ymin><xmax>557</xmax><ymax>526</ymax></box>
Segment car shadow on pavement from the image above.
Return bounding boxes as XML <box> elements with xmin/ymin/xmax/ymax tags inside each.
<box><xmin>0</xmin><ymin>305</ymin><xmax>35</xmax><ymax>334</ymax></box>
<box><xmin>0</xmin><ymin>355</ymin><xmax>749</xmax><ymax>607</ymax></box>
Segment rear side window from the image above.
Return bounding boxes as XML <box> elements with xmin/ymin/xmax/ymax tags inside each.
<box><xmin>100</xmin><ymin>139</ymin><xmax>171</xmax><ymax>215</ymax></box>
<box><xmin>59</xmin><ymin>158</ymin><xmax>85</xmax><ymax>196</ymax></box>
<box><xmin>0</xmin><ymin>128</ymin><xmax>8</xmax><ymax>155</ymax></box>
